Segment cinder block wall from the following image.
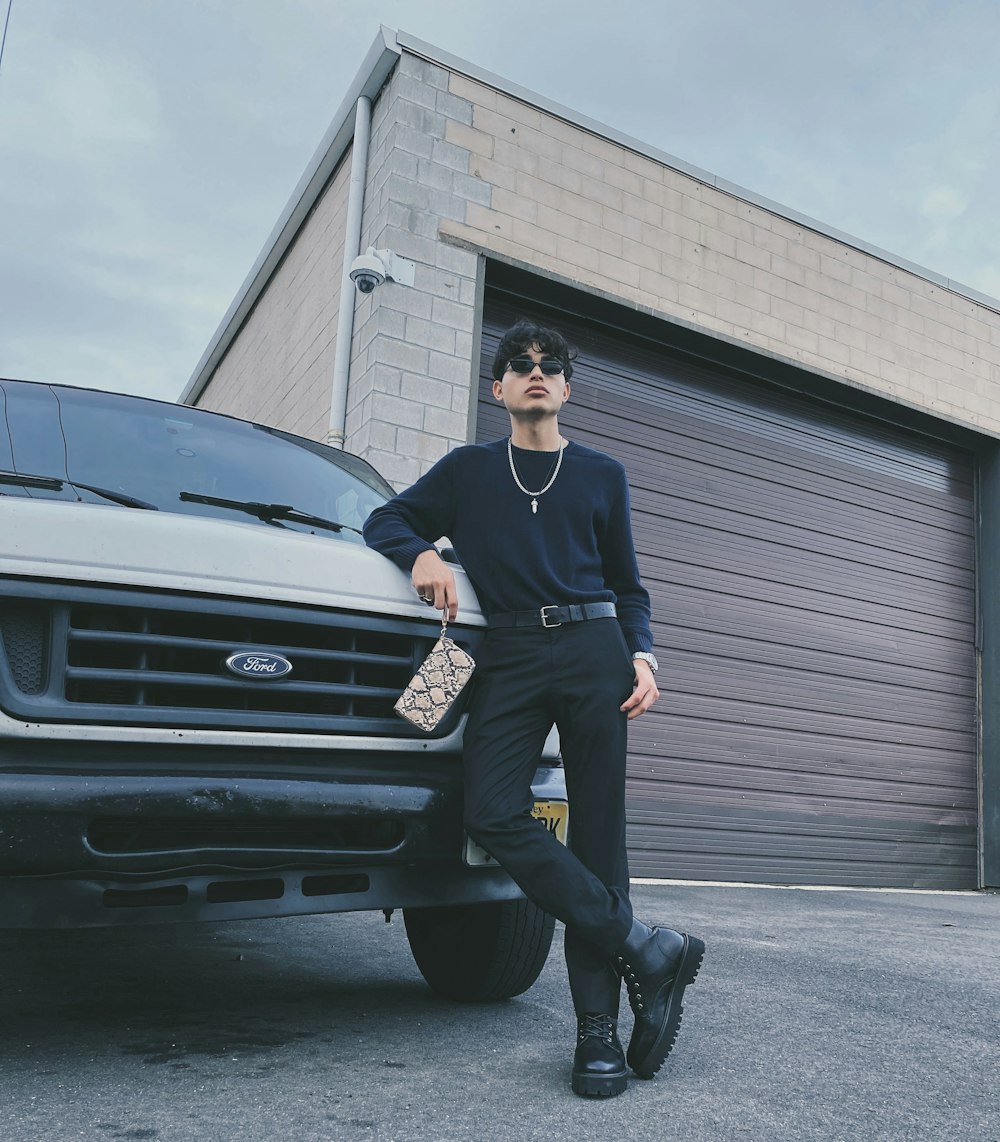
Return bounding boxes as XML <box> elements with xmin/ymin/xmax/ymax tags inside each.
<box><xmin>344</xmin><ymin>52</ymin><xmax>1000</xmax><ymax>479</ymax></box>
<box><xmin>342</xmin><ymin>56</ymin><xmax>486</xmax><ymax>487</ymax></box>
<box><xmin>195</xmin><ymin>149</ymin><xmax>353</xmax><ymax>441</ymax></box>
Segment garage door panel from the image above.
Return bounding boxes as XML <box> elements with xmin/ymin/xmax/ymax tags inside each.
<box><xmin>569</xmin><ymin>379</ymin><xmax>973</xmax><ymax>510</ymax></box>
<box><xmin>630</xmin><ymin>494</ymin><xmax>973</xmax><ymax>588</ymax></box>
<box><xmin>633</xmin><ymin>470</ymin><xmax>974</xmax><ymax>568</ymax></box>
<box><xmin>655</xmin><ymin>689</ymin><xmax>973</xmax><ymax>751</ymax></box>
<box><xmin>649</xmin><ymin>582</ymin><xmax>975</xmax><ymax>676</ymax></box>
<box><xmin>626</xmin><ymin>752</ymin><xmax>976</xmax><ymax>811</ymax></box>
<box><xmin>643</xmin><ymin>560</ymin><xmax>973</xmax><ymax>642</ymax></box>
<box><xmin>627</xmin><ymin>725</ymin><xmax>975</xmax><ymax>796</ymax></box>
<box><xmin>569</xmin><ymin>354</ymin><xmax>973</xmax><ymax>498</ymax></box>
<box><xmin>624</xmin><ymin>451</ymin><xmax>975</xmax><ymax>561</ymax></box>
<box><xmin>627</xmin><ymin>854</ymin><xmax>974</xmax><ymax>889</ymax></box>
<box><xmin>627</xmin><ymin>797</ymin><xmax>975</xmax><ymax>852</ymax></box>
<box><xmin>668</xmin><ymin>650</ymin><xmax>975</xmax><ymax>729</ymax></box>
<box><xmin>634</xmin><ymin>521</ymin><xmax>974</xmax><ymax>618</ymax></box>
<box><xmin>580</xmin><ymin>406</ymin><xmax>975</xmax><ymax>533</ymax></box>
<box><xmin>480</xmin><ymin>296</ymin><xmax>977</xmax><ymax>888</ymax></box>
<box><xmin>664</xmin><ymin>656</ymin><xmax>974</xmax><ymax>735</ymax></box>
<box><xmin>624</xmin><ymin>818</ymin><xmax>976</xmax><ymax>889</ymax></box>
<box><xmin>659</xmin><ymin>622</ymin><xmax>974</xmax><ymax>697</ymax></box>
<box><xmin>627</xmin><ymin>863</ymin><xmax>972</xmax><ymax>890</ymax></box>
<box><xmin>627</xmin><ymin>859</ymin><xmax>973</xmax><ymax>890</ymax></box>
<box><xmin>625</xmin><ymin>811</ymin><xmax>976</xmax><ymax>860</ymax></box>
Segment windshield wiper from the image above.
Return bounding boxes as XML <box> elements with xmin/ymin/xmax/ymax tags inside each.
<box><xmin>0</xmin><ymin>470</ymin><xmax>158</xmax><ymax>510</ymax></box>
<box><xmin>178</xmin><ymin>491</ymin><xmax>362</xmax><ymax>535</ymax></box>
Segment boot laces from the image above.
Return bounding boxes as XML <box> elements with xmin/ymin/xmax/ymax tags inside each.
<box><xmin>614</xmin><ymin>954</ymin><xmax>645</xmax><ymax>1012</ymax></box>
<box><xmin>577</xmin><ymin>1013</ymin><xmax>617</xmax><ymax>1045</ymax></box>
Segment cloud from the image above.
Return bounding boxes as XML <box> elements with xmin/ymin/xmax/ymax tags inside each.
<box><xmin>920</xmin><ymin>187</ymin><xmax>969</xmax><ymax>223</ymax></box>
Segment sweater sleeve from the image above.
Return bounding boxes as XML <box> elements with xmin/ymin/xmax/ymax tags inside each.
<box><xmin>362</xmin><ymin>452</ymin><xmax>458</xmax><ymax>572</ymax></box>
<box><xmin>601</xmin><ymin>467</ymin><xmax>654</xmax><ymax>655</ymax></box>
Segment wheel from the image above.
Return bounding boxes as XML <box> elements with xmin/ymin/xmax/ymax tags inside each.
<box><xmin>403</xmin><ymin>897</ymin><xmax>555</xmax><ymax>1002</ymax></box>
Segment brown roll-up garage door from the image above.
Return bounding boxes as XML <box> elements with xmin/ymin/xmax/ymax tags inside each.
<box><xmin>479</xmin><ymin>296</ymin><xmax>978</xmax><ymax>888</ymax></box>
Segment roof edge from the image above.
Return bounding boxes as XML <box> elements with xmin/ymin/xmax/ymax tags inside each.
<box><xmin>179</xmin><ymin>26</ymin><xmax>401</xmax><ymax>405</ymax></box>
<box><xmin>396</xmin><ymin>30</ymin><xmax>1000</xmax><ymax>317</ymax></box>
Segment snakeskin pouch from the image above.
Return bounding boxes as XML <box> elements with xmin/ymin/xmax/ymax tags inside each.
<box><xmin>394</xmin><ymin>613</ymin><xmax>476</xmax><ymax>732</ymax></box>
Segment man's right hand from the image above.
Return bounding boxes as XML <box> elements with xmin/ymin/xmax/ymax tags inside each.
<box><xmin>412</xmin><ymin>549</ymin><xmax>458</xmax><ymax>621</ymax></box>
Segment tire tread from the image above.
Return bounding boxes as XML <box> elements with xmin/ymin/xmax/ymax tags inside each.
<box><xmin>403</xmin><ymin>898</ymin><xmax>554</xmax><ymax>1003</ymax></box>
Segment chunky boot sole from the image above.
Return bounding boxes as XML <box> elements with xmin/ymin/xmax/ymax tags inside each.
<box><xmin>571</xmin><ymin>1067</ymin><xmax>629</xmax><ymax>1098</ymax></box>
<box><xmin>628</xmin><ymin>933</ymin><xmax>705</xmax><ymax>1079</ymax></box>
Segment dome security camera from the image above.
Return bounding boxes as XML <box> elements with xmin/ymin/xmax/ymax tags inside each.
<box><xmin>349</xmin><ymin>250</ymin><xmax>386</xmax><ymax>294</ymax></box>
<box><xmin>347</xmin><ymin>246</ymin><xmax>415</xmax><ymax>294</ymax></box>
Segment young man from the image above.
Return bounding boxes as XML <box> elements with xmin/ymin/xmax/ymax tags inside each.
<box><xmin>363</xmin><ymin>319</ymin><xmax>704</xmax><ymax>1098</ymax></box>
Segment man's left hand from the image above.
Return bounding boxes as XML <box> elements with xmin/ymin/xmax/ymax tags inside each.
<box><xmin>620</xmin><ymin>658</ymin><xmax>659</xmax><ymax>720</ymax></box>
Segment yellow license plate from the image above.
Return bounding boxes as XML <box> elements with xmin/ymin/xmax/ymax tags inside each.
<box><xmin>465</xmin><ymin>800</ymin><xmax>569</xmax><ymax>866</ymax></box>
<box><xmin>531</xmin><ymin>800</ymin><xmax>569</xmax><ymax>844</ymax></box>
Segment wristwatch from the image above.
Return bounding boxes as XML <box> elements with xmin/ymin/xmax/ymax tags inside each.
<box><xmin>632</xmin><ymin>651</ymin><xmax>658</xmax><ymax>674</ymax></box>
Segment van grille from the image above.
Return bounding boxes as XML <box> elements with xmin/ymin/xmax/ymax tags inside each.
<box><xmin>0</xmin><ymin>584</ymin><xmax>474</xmax><ymax>736</ymax></box>
<box><xmin>0</xmin><ymin>602</ymin><xmax>49</xmax><ymax>694</ymax></box>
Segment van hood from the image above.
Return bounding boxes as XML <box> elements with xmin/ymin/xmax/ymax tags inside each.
<box><xmin>0</xmin><ymin>498</ymin><xmax>483</xmax><ymax>625</ymax></box>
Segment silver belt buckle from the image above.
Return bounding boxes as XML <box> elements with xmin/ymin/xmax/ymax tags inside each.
<box><xmin>540</xmin><ymin>605</ymin><xmax>562</xmax><ymax>628</ymax></box>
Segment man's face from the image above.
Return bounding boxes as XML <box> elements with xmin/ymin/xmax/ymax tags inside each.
<box><xmin>492</xmin><ymin>344</ymin><xmax>570</xmax><ymax>420</ymax></box>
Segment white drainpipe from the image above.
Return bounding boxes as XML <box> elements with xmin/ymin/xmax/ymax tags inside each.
<box><xmin>326</xmin><ymin>95</ymin><xmax>372</xmax><ymax>448</ymax></box>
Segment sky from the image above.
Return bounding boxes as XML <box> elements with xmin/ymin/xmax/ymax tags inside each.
<box><xmin>0</xmin><ymin>0</ymin><xmax>997</xmax><ymax>402</ymax></box>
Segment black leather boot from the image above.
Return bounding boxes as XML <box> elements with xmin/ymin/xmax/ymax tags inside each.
<box><xmin>571</xmin><ymin>1013</ymin><xmax>628</xmax><ymax>1098</ymax></box>
<box><xmin>613</xmin><ymin>920</ymin><xmax>705</xmax><ymax>1079</ymax></box>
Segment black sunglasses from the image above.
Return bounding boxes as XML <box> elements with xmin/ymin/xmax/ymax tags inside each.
<box><xmin>506</xmin><ymin>356</ymin><xmax>565</xmax><ymax>376</ymax></box>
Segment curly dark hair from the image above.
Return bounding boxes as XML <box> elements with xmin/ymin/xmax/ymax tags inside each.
<box><xmin>491</xmin><ymin>318</ymin><xmax>577</xmax><ymax>382</ymax></box>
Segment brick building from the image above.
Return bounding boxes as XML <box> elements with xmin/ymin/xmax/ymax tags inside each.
<box><xmin>184</xmin><ymin>29</ymin><xmax>1000</xmax><ymax>892</ymax></box>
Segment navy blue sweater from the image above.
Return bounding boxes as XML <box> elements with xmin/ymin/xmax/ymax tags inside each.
<box><xmin>363</xmin><ymin>438</ymin><xmax>653</xmax><ymax>654</ymax></box>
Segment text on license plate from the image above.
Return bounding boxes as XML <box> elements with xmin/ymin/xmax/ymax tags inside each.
<box><xmin>465</xmin><ymin>800</ymin><xmax>569</xmax><ymax>866</ymax></box>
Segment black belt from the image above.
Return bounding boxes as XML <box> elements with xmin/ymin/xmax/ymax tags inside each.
<box><xmin>487</xmin><ymin>602</ymin><xmax>617</xmax><ymax>630</ymax></box>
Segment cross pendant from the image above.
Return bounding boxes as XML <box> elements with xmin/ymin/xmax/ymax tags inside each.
<box><xmin>531</xmin><ymin>498</ymin><xmax>538</xmax><ymax>514</ymax></box>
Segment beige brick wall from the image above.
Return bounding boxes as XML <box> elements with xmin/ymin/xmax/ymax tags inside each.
<box><xmin>438</xmin><ymin>73</ymin><xmax>1000</xmax><ymax>436</ymax></box>
<box><xmin>196</xmin><ymin>148</ymin><xmax>353</xmax><ymax>442</ymax></box>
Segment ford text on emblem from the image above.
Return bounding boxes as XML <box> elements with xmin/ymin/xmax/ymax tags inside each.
<box><xmin>224</xmin><ymin>651</ymin><xmax>293</xmax><ymax>680</ymax></box>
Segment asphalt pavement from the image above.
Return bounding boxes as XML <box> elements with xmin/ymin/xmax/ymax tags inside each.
<box><xmin>1</xmin><ymin>883</ymin><xmax>998</xmax><ymax>1141</ymax></box>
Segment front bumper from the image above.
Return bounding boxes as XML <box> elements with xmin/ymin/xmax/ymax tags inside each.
<box><xmin>0</xmin><ymin>740</ymin><xmax>565</xmax><ymax>928</ymax></box>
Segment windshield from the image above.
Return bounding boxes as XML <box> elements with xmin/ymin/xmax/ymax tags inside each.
<box><xmin>0</xmin><ymin>379</ymin><xmax>394</xmax><ymax>542</ymax></box>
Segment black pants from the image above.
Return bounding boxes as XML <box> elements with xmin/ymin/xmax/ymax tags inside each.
<box><xmin>462</xmin><ymin>617</ymin><xmax>636</xmax><ymax>1016</ymax></box>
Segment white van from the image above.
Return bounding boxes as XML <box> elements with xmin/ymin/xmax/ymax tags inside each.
<box><xmin>0</xmin><ymin>378</ymin><xmax>566</xmax><ymax>1001</ymax></box>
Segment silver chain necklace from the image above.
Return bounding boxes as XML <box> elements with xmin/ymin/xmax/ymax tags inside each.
<box><xmin>507</xmin><ymin>436</ymin><xmax>566</xmax><ymax>514</ymax></box>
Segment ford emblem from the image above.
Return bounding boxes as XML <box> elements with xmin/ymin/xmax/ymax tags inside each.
<box><xmin>224</xmin><ymin>651</ymin><xmax>293</xmax><ymax>680</ymax></box>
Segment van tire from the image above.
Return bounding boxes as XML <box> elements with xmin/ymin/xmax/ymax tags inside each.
<box><xmin>403</xmin><ymin>898</ymin><xmax>555</xmax><ymax>1002</ymax></box>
